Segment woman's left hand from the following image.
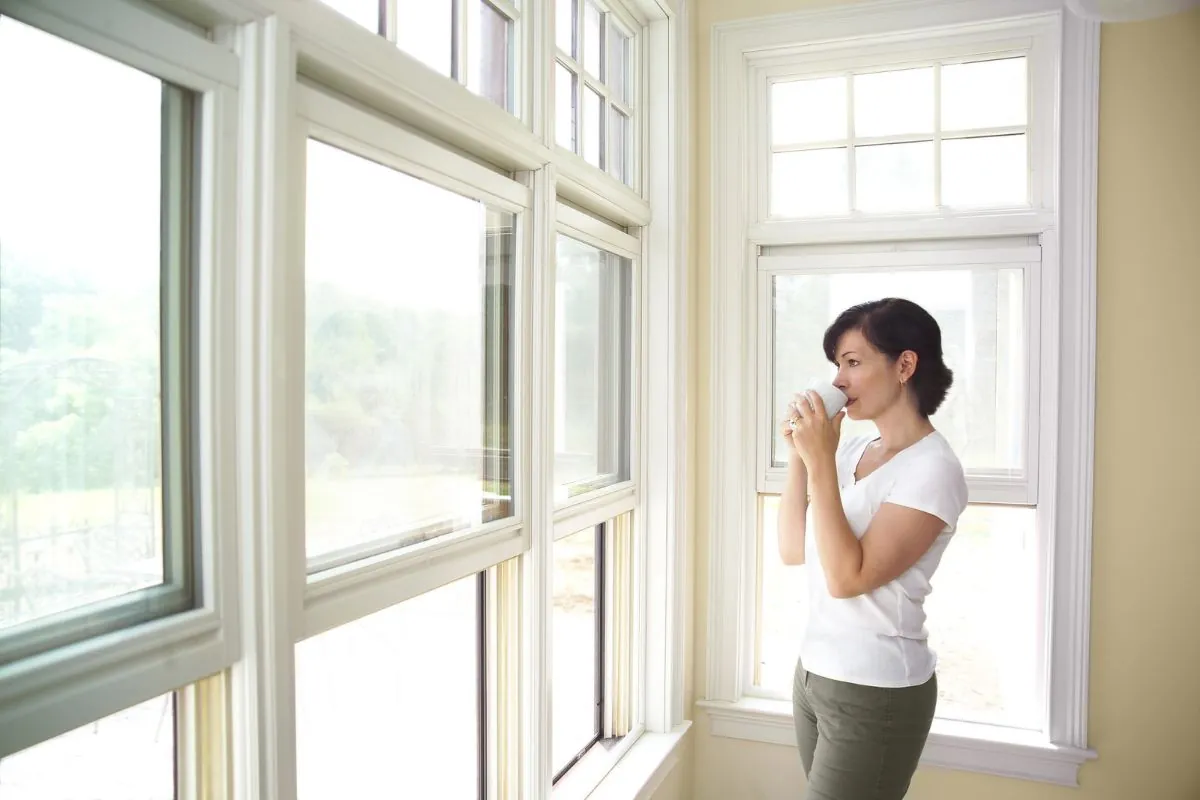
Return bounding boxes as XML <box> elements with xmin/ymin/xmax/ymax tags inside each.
<box><xmin>787</xmin><ymin>391</ymin><xmax>845</xmax><ymax>470</ymax></box>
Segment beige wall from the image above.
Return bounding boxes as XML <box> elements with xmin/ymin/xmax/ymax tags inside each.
<box><xmin>659</xmin><ymin>3</ymin><xmax>1200</xmax><ymax>799</ymax></box>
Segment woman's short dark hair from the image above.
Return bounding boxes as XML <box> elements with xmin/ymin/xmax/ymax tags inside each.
<box><xmin>822</xmin><ymin>297</ymin><xmax>953</xmax><ymax>418</ymax></box>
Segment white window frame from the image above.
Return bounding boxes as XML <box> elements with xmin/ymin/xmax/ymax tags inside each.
<box><xmin>0</xmin><ymin>0</ymin><xmax>691</xmax><ymax>794</ymax></box>
<box><xmin>289</xmin><ymin>83</ymin><xmax>533</xmax><ymax>641</ymax></box>
<box><xmin>541</xmin><ymin>203</ymin><xmax>645</xmax><ymax>800</ymax></box>
<box><xmin>701</xmin><ymin>0</ymin><xmax>1100</xmax><ymax>788</ymax></box>
<box><xmin>749</xmin><ymin>244</ymin><xmax>1050</xmax><ymax>726</ymax></box>
<box><xmin>761</xmin><ymin>45</ymin><xmax>1041</xmax><ymax>221</ymax></box>
<box><xmin>0</xmin><ymin>0</ymin><xmax>242</xmax><ymax>759</ymax></box>
<box><xmin>552</xmin><ymin>204</ymin><xmax>640</xmax><ymax>509</ymax></box>
<box><xmin>757</xmin><ymin>244</ymin><xmax>1045</xmax><ymax>505</ymax></box>
<box><xmin>213</xmin><ymin>2</ymin><xmax>690</xmax><ymax>800</ymax></box>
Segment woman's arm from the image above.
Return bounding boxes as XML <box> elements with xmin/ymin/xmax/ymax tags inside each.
<box><xmin>807</xmin><ymin>463</ymin><xmax>945</xmax><ymax>598</ymax></box>
<box><xmin>789</xmin><ymin>390</ymin><xmax>953</xmax><ymax>599</ymax></box>
<box><xmin>777</xmin><ymin>450</ymin><xmax>809</xmax><ymax>566</ymax></box>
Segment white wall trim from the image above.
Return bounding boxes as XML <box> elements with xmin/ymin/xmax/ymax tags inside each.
<box><xmin>705</xmin><ymin>0</ymin><xmax>1100</xmax><ymax>785</ymax></box>
<box><xmin>639</xmin><ymin>0</ymin><xmax>691</xmax><ymax>735</ymax></box>
<box><xmin>1050</xmin><ymin>6</ymin><xmax>1100</xmax><ymax>749</ymax></box>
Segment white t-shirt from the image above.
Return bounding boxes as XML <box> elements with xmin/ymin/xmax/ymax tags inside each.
<box><xmin>799</xmin><ymin>430</ymin><xmax>969</xmax><ymax>688</ymax></box>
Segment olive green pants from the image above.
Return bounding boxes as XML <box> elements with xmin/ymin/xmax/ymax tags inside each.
<box><xmin>792</xmin><ymin>658</ymin><xmax>936</xmax><ymax>800</ymax></box>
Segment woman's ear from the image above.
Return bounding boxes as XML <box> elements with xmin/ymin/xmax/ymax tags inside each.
<box><xmin>899</xmin><ymin>350</ymin><xmax>919</xmax><ymax>383</ymax></box>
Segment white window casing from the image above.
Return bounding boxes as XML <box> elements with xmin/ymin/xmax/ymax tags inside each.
<box><xmin>702</xmin><ymin>0</ymin><xmax>1099</xmax><ymax>788</ymax></box>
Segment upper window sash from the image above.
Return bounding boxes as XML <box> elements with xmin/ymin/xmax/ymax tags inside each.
<box><xmin>754</xmin><ymin>245</ymin><xmax>1043</xmax><ymax>505</ymax></box>
<box><xmin>0</xmin><ymin>0</ymin><xmax>240</xmax><ymax>758</ymax></box>
<box><xmin>554</xmin><ymin>0</ymin><xmax>641</xmax><ymax>187</ymax></box>
<box><xmin>551</xmin><ymin>203</ymin><xmax>639</xmax><ymax>523</ymax></box>
<box><xmin>292</xmin><ymin>86</ymin><xmax>531</xmax><ymax>638</ymax></box>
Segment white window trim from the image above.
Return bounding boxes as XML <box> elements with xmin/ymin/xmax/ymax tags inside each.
<box><xmin>703</xmin><ymin>0</ymin><xmax>1099</xmax><ymax>787</ymax></box>
<box><xmin>0</xmin><ymin>0</ymin><xmax>242</xmax><ymax>758</ymax></box>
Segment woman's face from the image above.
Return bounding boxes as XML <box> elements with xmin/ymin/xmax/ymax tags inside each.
<box><xmin>830</xmin><ymin>328</ymin><xmax>908</xmax><ymax>421</ymax></box>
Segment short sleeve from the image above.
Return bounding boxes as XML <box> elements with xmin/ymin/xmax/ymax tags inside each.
<box><xmin>883</xmin><ymin>454</ymin><xmax>968</xmax><ymax>531</ymax></box>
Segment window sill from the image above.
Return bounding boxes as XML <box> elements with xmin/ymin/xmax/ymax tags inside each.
<box><xmin>556</xmin><ymin>722</ymin><xmax>692</xmax><ymax>800</ymax></box>
<box><xmin>697</xmin><ymin>698</ymin><xmax>1095</xmax><ymax>788</ymax></box>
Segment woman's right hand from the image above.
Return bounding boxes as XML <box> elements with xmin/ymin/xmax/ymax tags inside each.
<box><xmin>780</xmin><ymin>399</ymin><xmax>802</xmax><ymax>461</ymax></box>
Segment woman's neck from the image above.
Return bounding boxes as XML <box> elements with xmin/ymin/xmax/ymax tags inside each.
<box><xmin>872</xmin><ymin>402</ymin><xmax>934</xmax><ymax>454</ymax></box>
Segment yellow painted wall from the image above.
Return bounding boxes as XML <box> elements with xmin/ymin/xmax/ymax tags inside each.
<box><xmin>662</xmin><ymin>3</ymin><xmax>1200</xmax><ymax>798</ymax></box>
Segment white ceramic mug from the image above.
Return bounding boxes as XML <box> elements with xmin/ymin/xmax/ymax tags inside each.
<box><xmin>788</xmin><ymin>381</ymin><xmax>847</xmax><ymax>428</ymax></box>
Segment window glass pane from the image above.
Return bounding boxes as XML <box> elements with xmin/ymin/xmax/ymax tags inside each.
<box><xmin>771</xmin><ymin>77</ymin><xmax>847</xmax><ymax>145</ymax></box>
<box><xmin>853</xmin><ymin>67</ymin><xmax>934</xmax><ymax>137</ymax></box>
<box><xmin>756</xmin><ymin>495</ymin><xmax>808</xmax><ymax>691</ymax></box>
<box><xmin>304</xmin><ymin>140</ymin><xmax>514</xmax><ymax>566</ymax></box>
<box><xmin>855</xmin><ymin>140</ymin><xmax>934</xmax><ymax>212</ymax></box>
<box><xmin>941</xmin><ymin>57</ymin><xmax>1027</xmax><ymax>131</ymax></box>
<box><xmin>296</xmin><ymin>576</ymin><xmax>481</xmax><ymax>798</ymax></box>
<box><xmin>556</xmin><ymin>0</ymin><xmax>575</xmax><ymax>56</ymax></box>
<box><xmin>583</xmin><ymin>86</ymin><xmax>603</xmax><ymax>168</ymax></box>
<box><xmin>609</xmin><ymin>107</ymin><xmax>631</xmax><ymax>186</ymax></box>
<box><xmin>396</xmin><ymin>0</ymin><xmax>453</xmax><ymax>76</ymax></box>
<box><xmin>583</xmin><ymin>1</ymin><xmax>602</xmax><ymax>77</ymax></box>
<box><xmin>317</xmin><ymin>0</ymin><xmax>379</xmax><ymax>33</ymax></box>
<box><xmin>556</xmin><ymin>62</ymin><xmax>576</xmax><ymax>150</ymax></box>
<box><xmin>0</xmin><ymin>693</ymin><xmax>175</xmax><ymax>799</ymax></box>
<box><xmin>608</xmin><ymin>26</ymin><xmax>630</xmax><ymax>105</ymax></box>
<box><xmin>553</xmin><ymin>526</ymin><xmax>598</xmax><ymax>776</ymax></box>
<box><xmin>771</xmin><ymin>269</ymin><xmax>1026</xmax><ymax>474</ymax></box>
<box><xmin>0</xmin><ymin>19</ymin><xmax>181</xmax><ymax>632</ymax></box>
<box><xmin>467</xmin><ymin>0</ymin><xmax>512</xmax><ymax>110</ymax></box>
<box><xmin>553</xmin><ymin>237</ymin><xmax>631</xmax><ymax>500</ymax></box>
<box><xmin>771</xmin><ymin>149</ymin><xmax>849</xmax><ymax>217</ymax></box>
<box><xmin>942</xmin><ymin>134</ymin><xmax>1028</xmax><ymax>208</ymax></box>
<box><xmin>926</xmin><ymin>505</ymin><xmax>1040</xmax><ymax>728</ymax></box>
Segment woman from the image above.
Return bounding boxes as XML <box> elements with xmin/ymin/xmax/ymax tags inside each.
<box><xmin>780</xmin><ymin>297</ymin><xmax>968</xmax><ymax>800</ymax></box>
